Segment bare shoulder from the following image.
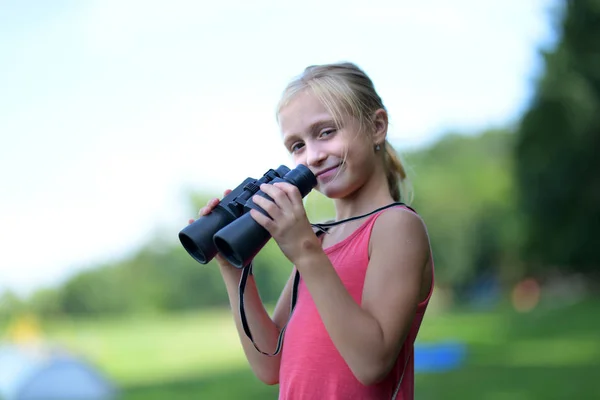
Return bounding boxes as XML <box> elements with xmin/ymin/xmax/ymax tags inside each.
<box><xmin>368</xmin><ymin>207</ymin><xmax>430</xmax><ymax>261</ymax></box>
<box><xmin>361</xmin><ymin>206</ymin><xmax>432</xmax><ymax>368</ymax></box>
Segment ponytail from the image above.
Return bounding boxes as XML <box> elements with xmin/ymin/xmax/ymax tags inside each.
<box><xmin>382</xmin><ymin>140</ymin><xmax>412</xmax><ymax>204</ymax></box>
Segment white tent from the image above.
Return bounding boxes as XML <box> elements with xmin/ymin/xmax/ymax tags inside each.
<box><xmin>0</xmin><ymin>344</ymin><xmax>118</xmax><ymax>400</ymax></box>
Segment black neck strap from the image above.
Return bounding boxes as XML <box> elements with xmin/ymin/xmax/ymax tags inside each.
<box><xmin>311</xmin><ymin>202</ymin><xmax>416</xmax><ymax>233</ymax></box>
<box><xmin>238</xmin><ymin>201</ymin><xmax>410</xmax><ymax>356</ymax></box>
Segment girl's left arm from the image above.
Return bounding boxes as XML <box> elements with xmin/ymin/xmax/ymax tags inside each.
<box><xmin>294</xmin><ymin>208</ymin><xmax>430</xmax><ymax>386</ymax></box>
<box><xmin>249</xmin><ymin>182</ymin><xmax>430</xmax><ymax>386</ymax></box>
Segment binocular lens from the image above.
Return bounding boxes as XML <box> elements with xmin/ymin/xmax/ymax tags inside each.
<box><xmin>179</xmin><ymin>235</ymin><xmax>208</xmax><ymax>264</ymax></box>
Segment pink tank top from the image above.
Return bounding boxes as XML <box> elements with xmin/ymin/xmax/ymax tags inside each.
<box><xmin>278</xmin><ymin>205</ymin><xmax>434</xmax><ymax>400</ymax></box>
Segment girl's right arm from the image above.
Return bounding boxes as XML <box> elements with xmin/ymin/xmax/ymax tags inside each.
<box><xmin>219</xmin><ymin>265</ymin><xmax>294</xmax><ymax>385</ymax></box>
<box><xmin>193</xmin><ymin>191</ymin><xmax>294</xmax><ymax>385</ymax></box>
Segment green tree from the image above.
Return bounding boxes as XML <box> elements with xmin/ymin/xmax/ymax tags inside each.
<box><xmin>515</xmin><ymin>0</ymin><xmax>600</xmax><ymax>276</ymax></box>
<box><xmin>23</xmin><ymin>130</ymin><xmax>525</xmax><ymax>315</ymax></box>
<box><xmin>403</xmin><ymin>129</ymin><xmax>522</xmax><ymax>291</ymax></box>
<box><xmin>0</xmin><ymin>289</ymin><xmax>25</xmax><ymax>322</ymax></box>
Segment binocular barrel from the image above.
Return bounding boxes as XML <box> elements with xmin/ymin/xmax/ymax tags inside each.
<box><xmin>178</xmin><ymin>206</ymin><xmax>237</xmax><ymax>264</ymax></box>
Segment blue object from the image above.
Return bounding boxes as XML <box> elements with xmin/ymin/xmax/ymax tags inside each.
<box><xmin>414</xmin><ymin>341</ymin><xmax>467</xmax><ymax>373</ymax></box>
<box><xmin>0</xmin><ymin>343</ymin><xmax>118</xmax><ymax>400</ymax></box>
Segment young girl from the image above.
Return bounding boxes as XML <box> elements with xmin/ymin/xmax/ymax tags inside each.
<box><xmin>192</xmin><ymin>62</ymin><xmax>434</xmax><ymax>400</ymax></box>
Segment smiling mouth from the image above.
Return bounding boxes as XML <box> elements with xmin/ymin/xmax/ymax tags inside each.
<box><xmin>316</xmin><ymin>164</ymin><xmax>342</xmax><ymax>178</ymax></box>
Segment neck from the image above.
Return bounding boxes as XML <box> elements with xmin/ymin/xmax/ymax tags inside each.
<box><xmin>333</xmin><ymin>170</ymin><xmax>395</xmax><ymax>221</ymax></box>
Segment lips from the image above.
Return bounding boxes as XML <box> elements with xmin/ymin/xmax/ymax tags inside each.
<box><xmin>316</xmin><ymin>164</ymin><xmax>342</xmax><ymax>180</ymax></box>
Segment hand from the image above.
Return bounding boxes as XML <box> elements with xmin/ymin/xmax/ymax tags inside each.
<box><xmin>188</xmin><ymin>189</ymin><xmax>234</xmax><ymax>267</ymax></box>
<box><xmin>249</xmin><ymin>182</ymin><xmax>321</xmax><ymax>264</ymax></box>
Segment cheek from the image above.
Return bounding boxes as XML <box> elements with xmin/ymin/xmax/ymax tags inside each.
<box><xmin>328</xmin><ymin>141</ymin><xmax>351</xmax><ymax>162</ymax></box>
<box><xmin>336</xmin><ymin>132</ymin><xmax>367</xmax><ymax>162</ymax></box>
<box><xmin>291</xmin><ymin>153</ymin><xmax>306</xmax><ymax>167</ymax></box>
<box><xmin>345</xmin><ymin>147</ymin><xmax>374</xmax><ymax>171</ymax></box>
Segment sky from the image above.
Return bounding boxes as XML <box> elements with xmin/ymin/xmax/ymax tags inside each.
<box><xmin>0</xmin><ymin>0</ymin><xmax>560</xmax><ymax>296</ymax></box>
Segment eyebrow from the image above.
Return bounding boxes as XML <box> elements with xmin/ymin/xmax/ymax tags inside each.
<box><xmin>309</xmin><ymin>118</ymin><xmax>338</xmax><ymax>132</ymax></box>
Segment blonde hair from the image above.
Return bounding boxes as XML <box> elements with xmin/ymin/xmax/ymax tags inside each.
<box><xmin>276</xmin><ymin>62</ymin><xmax>413</xmax><ymax>204</ymax></box>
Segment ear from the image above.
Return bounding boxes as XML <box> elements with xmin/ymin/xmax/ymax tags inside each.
<box><xmin>372</xmin><ymin>108</ymin><xmax>388</xmax><ymax>146</ymax></box>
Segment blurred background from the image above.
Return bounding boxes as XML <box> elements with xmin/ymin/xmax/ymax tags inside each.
<box><xmin>1</xmin><ymin>0</ymin><xmax>599</xmax><ymax>399</ymax></box>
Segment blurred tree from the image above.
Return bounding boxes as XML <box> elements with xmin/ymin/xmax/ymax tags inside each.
<box><xmin>404</xmin><ymin>129</ymin><xmax>522</xmax><ymax>293</ymax></box>
<box><xmin>515</xmin><ymin>0</ymin><xmax>600</xmax><ymax>276</ymax></box>
<box><xmin>0</xmin><ymin>290</ymin><xmax>25</xmax><ymax>324</ymax></box>
<box><xmin>18</xmin><ymin>127</ymin><xmax>523</xmax><ymax>316</ymax></box>
<box><xmin>60</xmin><ymin>264</ymin><xmax>133</xmax><ymax>315</ymax></box>
<box><xmin>28</xmin><ymin>288</ymin><xmax>63</xmax><ymax>317</ymax></box>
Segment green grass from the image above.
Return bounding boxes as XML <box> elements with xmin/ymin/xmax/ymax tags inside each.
<box><xmin>42</xmin><ymin>308</ymin><xmax>248</xmax><ymax>386</ymax></box>
<box><xmin>34</xmin><ymin>298</ymin><xmax>600</xmax><ymax>399</ymax></box>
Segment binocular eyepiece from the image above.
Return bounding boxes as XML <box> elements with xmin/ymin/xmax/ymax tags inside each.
<box><xmin>178</xmin><ymin>164</ymin><xmax>318</xmax><ymax>269</ymax></box>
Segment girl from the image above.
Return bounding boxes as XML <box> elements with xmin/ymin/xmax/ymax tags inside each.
<box><xmin>192</xmin><ymin>62</ymin><xmax>434</xmax><ymax>400</ymax></box>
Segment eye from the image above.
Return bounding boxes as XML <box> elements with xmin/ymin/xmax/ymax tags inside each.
<box><xmin>290</xmin><ymin>142</ymin><xmax>304</xmax><ymax>153</ymax></box>
<box><xmin>319</xmin><ymin>129</ymin><xmax>336</xmax><ymax>138</ymax></box>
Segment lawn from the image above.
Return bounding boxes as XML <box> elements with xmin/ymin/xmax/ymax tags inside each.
<box><xmin>39</xmin><ymin>298</ymin><xmax>599</xmax><ymax>399</ymax></box>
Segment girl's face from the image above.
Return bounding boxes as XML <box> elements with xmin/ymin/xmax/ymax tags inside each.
<box><xmin>278</xmin><ymin>90</ymin><xmax>380</xmax><ymax>199</ymax></box>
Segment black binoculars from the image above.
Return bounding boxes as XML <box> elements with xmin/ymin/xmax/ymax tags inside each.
<box><xmin>178</xmin><ymin>164</ymin><xmax>318</xmax><ymax>269</ymax></box>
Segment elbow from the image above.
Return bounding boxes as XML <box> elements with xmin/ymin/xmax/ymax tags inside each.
<box><xmin>254</xmin><ymin>369</ymin><xmax>279</xmax><ymax>386</ymax></box>
<box><xmin>353</xmin><ymin>357</ymin><xmax>395</xmax><ymax>387</ymax></box>
<box><xmin>355</xmin><ymin>369</ymin><xmax>388</xmax><ymax>387</ymax></box>
<box><xmin>261</xmin><ymin>376</ymin><xmax>279</xmax><ymax>386</ymax></box>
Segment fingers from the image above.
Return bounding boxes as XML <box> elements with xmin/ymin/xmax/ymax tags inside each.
<box><xmin>250</xmin><ymin>208</ymin><xmax>276</xmax><ymax>233</ymax></box>
<box><xmin>248</xmin><ymin>183</ymin><xmax>309</xmax><ymax>239</ymax></box>
<box><xmin>250</xmin><ymin>184</ymin><xmax>291</xmax><ymax>221</ymax></box>
<box><xmin>258</xmin><ymin>183</ymin><xmax>293</xmax><ymax>209</ymax></box>
<box><xmin>197</xmin><ymin>200</ymin><xmax>217</xmax><ymax>217</ymax></box>
<box><xmin>251</xmin><ymin>194</ymin><xmax>281</xmax><ymax>220</ymax></box>
<box><xmin>191</xmin><ymin>188</ymin><xmax>231</xmax><ymax>222</ymax></box>
<box><xmin>273</xmin><ymin>182</ymin><xmax>305</xmax><ymax>216</ymax></box>
<box><xmin>198</xmin><ymin>193</ymin><xmax>227</xmax><ymax>217</ymax></box>
<box><xmin>273</xmin><ymin>182</ymin><xmax>302</xmax><ymax>204</ymax></box>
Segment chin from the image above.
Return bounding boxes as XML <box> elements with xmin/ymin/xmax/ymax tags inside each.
<box><xmin>317</xmin><ymin>182</ymin><xmax>357</xmax><ymax>200</ymax></box>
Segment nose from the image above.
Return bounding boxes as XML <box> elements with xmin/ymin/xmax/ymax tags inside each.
<box><xmin>305</xmin><ymin>144</ymin><xmax>327</xmax><ymax>168</ymax></box>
